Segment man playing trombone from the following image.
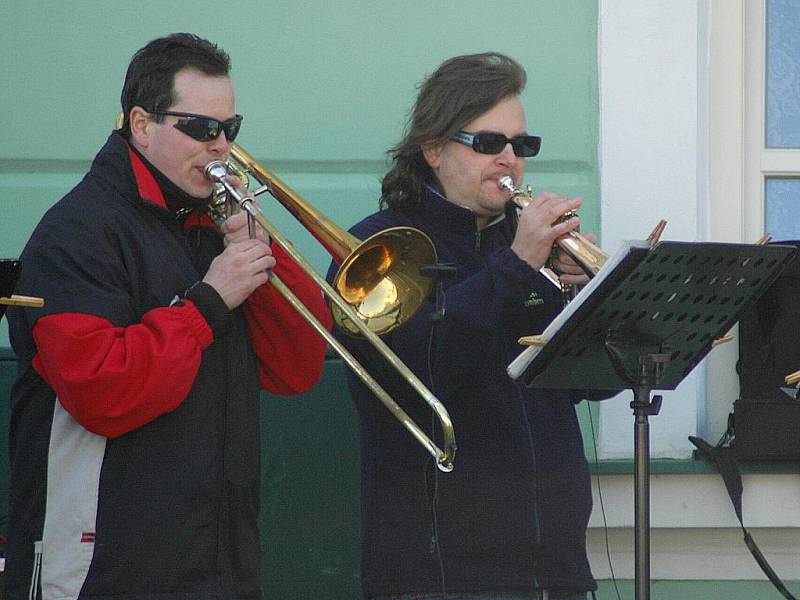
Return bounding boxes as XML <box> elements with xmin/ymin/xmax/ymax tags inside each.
<box><xmin>4</xmin><ymin>33</ymin><xmax>331</xmax><ymax>599</ymax></box>
<box><xmin>330</xmin><ymin>53</ymin><xmax>597</xmax><ymax>600</ymax></box>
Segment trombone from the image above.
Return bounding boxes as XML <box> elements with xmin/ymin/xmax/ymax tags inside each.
<box><xmin>203</xmin><ymin>146</ymin><xmax>457</xmax><ymax>472</ymax></box>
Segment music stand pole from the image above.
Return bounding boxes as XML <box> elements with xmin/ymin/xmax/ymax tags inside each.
<box><xmin>628</xmin><ymin>353</ymin><xmax>667</xmax><ymax>600</ymax></box>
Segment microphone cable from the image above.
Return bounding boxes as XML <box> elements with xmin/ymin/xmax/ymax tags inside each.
<box><xmin>421</xmin><ymin>262</ymin><xmax>455</xmax><ymax>599</ymax></box>
<box><xmin>587</xmin><ymin>401</ymin><xmax>621</xmax><ymax>600</ymax></box>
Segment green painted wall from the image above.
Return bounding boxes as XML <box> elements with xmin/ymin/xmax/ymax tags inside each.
<box><xmin>0</xmin><ymin>0</ymin><xmax>599</xmax><ymax>343</ymax></box>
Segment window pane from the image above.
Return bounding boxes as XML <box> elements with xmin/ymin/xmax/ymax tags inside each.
<box><xmin>765</xmin><ymin>177</ymin><xmax>800</xmax><ymax>239</ymax></box>
<box><xmin>766</xmin><ymin>0</ymin><xmax>800</xmax><ymax>148</ymax></box>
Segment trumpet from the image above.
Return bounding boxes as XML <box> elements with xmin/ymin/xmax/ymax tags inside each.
<box><xmin>203</xmin><ymin>147</ymin><xmax>457</xmax><ymax>472</ymax></box>
<box><xmin>498</xmin><ymin>176</ymin><xmax>608</xmax><ymax>281</ymax></box>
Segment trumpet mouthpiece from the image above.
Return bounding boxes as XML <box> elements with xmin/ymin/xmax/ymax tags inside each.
<box><xmin>204</xmin><ymin>160</ymin><xmax>229</xmax><ymax>182</ymax></box>
<box><xmin>498</xmin><ymin>176</ymin><xmax>516</xmax><ymax>194</ymax></box>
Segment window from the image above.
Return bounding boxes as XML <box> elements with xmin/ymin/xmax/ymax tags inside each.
<box><xmin>746</xmin><ymin>0</ymin><xmax>800</xmax><ymax>242</ymax></box>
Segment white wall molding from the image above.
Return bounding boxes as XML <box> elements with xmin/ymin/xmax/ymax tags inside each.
<box><xmin>588</xmin><ymin>473</ymin><xmax>800</xmax><ymax>578</ymax></box>
<box><xmin>598</xmin><ymin>0</ymin><xmax>705</xmax><ymax>459</ymax></box>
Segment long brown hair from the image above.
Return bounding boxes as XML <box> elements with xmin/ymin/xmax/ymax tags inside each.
<box><xmin>380</xmin><ymin>52</ymin><xmax>526</xmax><ymax>211</ymax></box>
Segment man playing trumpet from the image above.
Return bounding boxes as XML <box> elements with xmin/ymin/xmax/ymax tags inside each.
<box><xmin>330</xmin><ymin>52</ymin><xmax>598</xmax><ymax>600</ymax></box>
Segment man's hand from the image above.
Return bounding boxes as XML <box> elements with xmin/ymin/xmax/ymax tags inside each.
<box><xmin>550</xmin><ymin>231</ymin><xmax>598</xmax><ymax>287</ymax></box>
<box><xmin>203</xmin><ymin>211</ymin><xmax>275</xmax><ymax>309</ymax></box>
<box><xmin>220</xmin><ymin>208</ymin><xmax>270</xmax><ymax>246</ymax></box>
<box><xmin>510</xmin><ymin>192</ymin><xmax>582</xmax><ymax>270</ymax></box>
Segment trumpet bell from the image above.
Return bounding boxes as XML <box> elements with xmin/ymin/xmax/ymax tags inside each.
<box><xmin>558</xmin><ymin>230</ymin><xmax>607</xmax><ymax>276</ymax></box>
<box><xmin>333</xmin><ymin>227</ymin><xmax>437</xmax><ymax>335</ymax></box>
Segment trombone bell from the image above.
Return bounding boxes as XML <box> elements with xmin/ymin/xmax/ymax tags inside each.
<box><xmin>333</xmin><ymin>227</ymin><xmax>437</xmax><ymax>335</ymax></box>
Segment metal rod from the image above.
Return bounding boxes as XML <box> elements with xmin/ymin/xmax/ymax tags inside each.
<box><xmin>634</xmin><ymin>396</ymin><xmax>651</xmax><ymax>600</ymax></box>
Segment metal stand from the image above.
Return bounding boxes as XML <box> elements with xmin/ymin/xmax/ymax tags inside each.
<box><xmin>509</xmin><ymin>241</ymin><xmax>798</xmax><ymax>600</ymax></box>
<box><xmin>628</xmin><ymin>354</ymin><xmax>667</xmax><ymax>600</ymax></box>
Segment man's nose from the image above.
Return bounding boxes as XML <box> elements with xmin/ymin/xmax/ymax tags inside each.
<box><xmin>209</xmin><ymin>131</ymin><xmax>232</xmax><ymax>154</ymax></box>
<box><xmin>495</xmin><ymin>142</ymin><xmax>518</xmax><ymax>165</ymax></box>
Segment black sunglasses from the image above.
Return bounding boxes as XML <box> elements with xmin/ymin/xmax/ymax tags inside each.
<box><xmin>452</xmin><ymin>131</ymin><xmax>541</xmax><ymax>158</ymax></box>
<box><xmin>149</xmin><ymin>110</ymin><xmax>243</xmax><ymax>142</ymax></box>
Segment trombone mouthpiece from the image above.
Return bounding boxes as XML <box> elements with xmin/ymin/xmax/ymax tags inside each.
<box><xmin>204</xmin><ymin>160</ymin><xmax>229</xmax><ymax>182</ymax></box>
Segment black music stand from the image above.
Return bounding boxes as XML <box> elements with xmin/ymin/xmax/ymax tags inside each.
<box><xmin>0</xmin><ymin>259</ymin><xmax>21</xmax><ymax>321</ymax></box>
<box><xmin>508</xmin><ymin>241</ymin><xmax>797</xmax><ymax>600</ymax></box>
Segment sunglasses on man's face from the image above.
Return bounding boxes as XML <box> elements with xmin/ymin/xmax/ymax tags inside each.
<box><xmin>150</xmin><ymin>110</ymin><xmax>243</xmax><ymax>142</ymax></box>
<box><xmin>452</xmin><ymin>131</ymin><xmax>541</xmax><ymax>158</ymax></box>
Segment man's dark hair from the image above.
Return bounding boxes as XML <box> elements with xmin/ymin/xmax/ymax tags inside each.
<box><xmin>380</xmin><ymin>52</ymin><xmax>527</xmax><ymax>211</ymax></box>
<box><xmin>119</xmin><ymin>33</ymin><xmax>231</xmax><ymax>135</ymax></box>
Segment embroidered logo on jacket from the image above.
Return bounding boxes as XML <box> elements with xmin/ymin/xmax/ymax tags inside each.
<box><xmin>80</xmin><ymin>532</ymin><xmax>95</xmax><ymax>543</ymax></box>
<box><xmin>524</xmin><ymin>291</ymin><xmax>545</xmax><ymax>307</ymax></box>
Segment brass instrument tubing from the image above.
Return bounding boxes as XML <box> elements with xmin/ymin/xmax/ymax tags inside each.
<box><xmin>206</xmin><ymin>164</ymin><xmax>456</xmax><ymax>472</ymax></box>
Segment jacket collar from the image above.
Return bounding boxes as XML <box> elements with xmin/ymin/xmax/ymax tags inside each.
<box><xmin>417</xmin><ymin>184</ymin><xmax>508</xmax><ymax>243</ymax></box>
<box><xmin>91</xmin><ymin>131</ymin><xmax>216</xmax><ymax>231</ymax></box>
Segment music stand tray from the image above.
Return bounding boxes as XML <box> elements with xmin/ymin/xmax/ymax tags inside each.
<box><xmin>0</xmin><ymin>259</ymin><xmax>21</xmax><ymax>321</ymax></box>
<box><xmin>508</xmin><ymin>240</ymin><xmax>797</xmax><ymax>600</ymax></box>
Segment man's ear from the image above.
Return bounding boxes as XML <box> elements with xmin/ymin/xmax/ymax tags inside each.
<box><xmin>422</xmin><ymin>144</ymin><xmax>442</xmax><ymax>170</ymax></box>
<box><xmin>128</xmin><ymin>107</ymin><xmax>152</xmax><ymax>149</ymax></box>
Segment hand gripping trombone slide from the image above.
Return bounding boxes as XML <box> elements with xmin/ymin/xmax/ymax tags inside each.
<box><xmin>204</xmin><ymin>155</ymin><xmax>456</xmax><ymax>472</ymax></box>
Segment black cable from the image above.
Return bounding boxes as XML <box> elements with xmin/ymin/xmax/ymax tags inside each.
<box><xmin>423</xmin><ymin>267</ymin><xmax>452</xmax><ymax>599</ymax></box>
<box><xmin>587</xmin><ymin>401</ymin><xmax>621</xmax><ymax>600</ymax></box>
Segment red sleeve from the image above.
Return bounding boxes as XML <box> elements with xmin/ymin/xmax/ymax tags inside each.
<box><xmin>31</xmin><ymin>302</ymin><xmax>213</xmax><ymax>438</ymax></box>
<box><xmin>243</xmin><ymin>243</ymin><xmax>332</xmax><ymax>395</ymax></box>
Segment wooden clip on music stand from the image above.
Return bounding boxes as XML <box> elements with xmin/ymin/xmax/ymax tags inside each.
<box><xmin>0</xmin><ymin>259</ymin><xmax>44</xmax><ymax>320</ymax></box>
<box><xmin>508</xmin><ymin>240</ymin><xmax>797</xmax><ymax>600</ymax></box>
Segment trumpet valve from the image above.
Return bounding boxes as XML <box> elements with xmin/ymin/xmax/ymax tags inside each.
<box><xmin>558</xmin><ymin>209</ymin><xmax>578</xmax><ymax>224</ymax></box>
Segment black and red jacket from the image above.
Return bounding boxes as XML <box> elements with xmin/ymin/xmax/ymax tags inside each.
<box><xmin>4</xmin><ymin>131</ymin><xmax>331</xmax><ymax>599</ymax></box>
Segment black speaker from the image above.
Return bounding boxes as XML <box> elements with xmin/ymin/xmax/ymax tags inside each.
<box><xmin>735</xmin><ymin>241</ymin><xmax>800</xmax><ymax>460</ymax></box>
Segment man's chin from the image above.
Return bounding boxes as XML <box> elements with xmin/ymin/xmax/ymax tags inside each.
<box><xmin>188</xmin><ymin>184</ymin><xmax>215</xmax><ymax>202</ymax></box>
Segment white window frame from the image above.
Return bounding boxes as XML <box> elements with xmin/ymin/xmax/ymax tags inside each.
<box><xmin>745</xmin><ymin>0</ymin><xmax>800</xmax><ymax>237</ymax></box>
<box><xmin>706</xmin><ymin>0</ymin><xmax>800</xmax><ymax>443</ymax></box>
